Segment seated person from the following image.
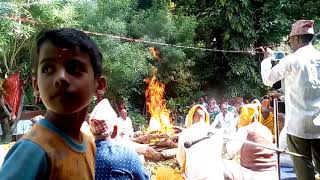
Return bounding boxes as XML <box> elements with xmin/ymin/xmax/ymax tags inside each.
<box><xmin>211</xmin><ymin>103</ymin><xmax>237</xmax><ymax>134</ymax></box>
<box><xmin>89</xmin><ymin>110</ymin><xmax>150</xmax><ymax>179</ymax></box>
<box><xmin>117</xmin><ymin>108</ymin><xmax>134</xmax><ymax>139</ymax></box>
<box><xmin>177</xmin><ymin>104</ymin><xmax>224</xmax><ymax>180</ymax></box>
<box><xmin>85</xmin><ymin>97</ymin><xmax>156</xmax><ymax>155</ymax></box>
<box><xmin>207</xmin><ymin>98</ymin><xmax>221</xmax><ymax>122</ymax></box>
<box><xmin>237</xmin><ymin>100</ymin><xmax>262</xmax><ymax>128</ymax></box>
<box><xmin>223</xmin><ymin>105</ymin><xmax>277</xmax><ymax>180</ymax></box>
<box><xmin>261</xmin><ymin>106</ymin><xmax>275</xmax><ymax>135</ymax></box>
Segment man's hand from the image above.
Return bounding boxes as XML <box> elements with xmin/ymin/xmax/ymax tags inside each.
<box><xmin>258</xmin><ymin>47</ymin><xmax>274</xmax><ymax>59</ymax></box>
<box><xmin>136</xmin><ymin>144</ymin><xmax>157</xmax><ymax>154</ymax></box>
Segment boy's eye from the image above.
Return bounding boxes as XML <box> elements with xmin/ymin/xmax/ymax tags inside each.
<box><xmin>41</xmin><ymin>64</ymin><xmax>54</xmax><ymax>74</ymax></box>
<box><xmin>66</xmin><ymin>60</ymin><xmax>86</xmax><ymax>75</ymax></box>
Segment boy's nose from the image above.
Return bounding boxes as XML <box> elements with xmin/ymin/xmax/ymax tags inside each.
<box><xmin>54</xmin><ymin>69</ymin><xmax>69</xmax><ymax>88</ymax></box>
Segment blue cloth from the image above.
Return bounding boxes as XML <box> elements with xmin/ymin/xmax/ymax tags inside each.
<box><xmin>0</xmin><ymin>140</ymin><xmax>48</xmax><ymax>180</ymax></box>
<box><xmin>0</xmin><ymin>119</ymin><xmax>88</xmax><ymax>180</ymax></box>
<box><xmin>95</xmin><ymin>140</ymin><xmax>150</xmax><ymax>180</ymax></box>
<box><xmin>280</xmin><ymin>167</ymin><xmax>297</xmax><ymax>180</ymax></box>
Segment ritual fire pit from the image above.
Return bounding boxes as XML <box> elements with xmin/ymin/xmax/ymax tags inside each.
<box><xmin>133</xmin><ymin>126</ymin><xmax>183</xmax><ymax>161</ymax></box>
<box><xmin>139</xmin><ymin>75</ymin><xmax>184</xmax><ymax>161</ymax></box>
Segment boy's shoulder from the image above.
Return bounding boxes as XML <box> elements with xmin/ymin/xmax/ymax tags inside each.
<box><xmin>23</xmin><ymin>119</ymin><xmax>92</xmax><ymax>154</ymax></box>
<box><xmin>0</xmin><ymin>139</ymin><xmax>49</xmax><ymax>180</ymax></box>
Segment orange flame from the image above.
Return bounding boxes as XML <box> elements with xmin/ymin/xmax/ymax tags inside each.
<box><xmin>144</xmin><ymin>74</ymin><xmax>173</xmax><ymax>134</ymax></box>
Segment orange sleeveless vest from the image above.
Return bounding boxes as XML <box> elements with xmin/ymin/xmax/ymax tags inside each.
<box><xmin>22</xmin><ymin>123</ymin><xmax>95</xmax><ymax>180</ymax></box>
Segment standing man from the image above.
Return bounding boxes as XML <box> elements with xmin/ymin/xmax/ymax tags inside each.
<box><xmin>261</xmin><ymin>20</ymin><xmax>320</xmax><ymax>180</ymax></box>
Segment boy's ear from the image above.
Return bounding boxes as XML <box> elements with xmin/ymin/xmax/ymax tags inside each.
<box><xmin>32</xmin><ymin>77</ymin><xmax>40</xmax><ymax>97</ymax></box>
<box><xmin>96</xmin><ymin>76</ymin><xmax>107</xmax><ymax>96</ymax></box>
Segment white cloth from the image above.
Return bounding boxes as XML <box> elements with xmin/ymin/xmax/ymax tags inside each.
<box><xmin>0</xmin><ymin>146</ymin><xmax>7</xmax><ymax>167</ymax></box>
<box><xmin>89</xmin><ymin>99</ymin><xmax>118</xmax><ymax>123</ymax></box>
<box><xmin>211</xmin><ymin>112</ymin><xmax>237</xmax><ymax>133</ymax></box>
<box><xmin>279</xmin><ymin>128</ymin><xmax>294</xmax><ymax>167</ymax></box>
<box><xmin>117</xmin><ymin>116</ymin><xmax>134</xmax><ymax>138</ymax></box>
<box><xmin>176</xmin><ymin>122</ymin><xmax>224</xmax><ymax>180</ymax></box>
<box><xmin>13</xmin><ymin>120</ymin><xmax>33</xmax><ymax>135</ymax></box>
<box><xmin>261</xmin><ymin>45</ymin><xmax>320</xmax><ymax>139</ymax></box>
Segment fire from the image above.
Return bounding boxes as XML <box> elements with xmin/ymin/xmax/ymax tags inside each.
<box><xmin>144</xmin><ymin>75</ymin><xmax>173</xmax><ymax>134</ymax></box>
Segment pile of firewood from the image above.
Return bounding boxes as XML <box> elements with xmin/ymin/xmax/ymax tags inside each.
<box><xmin>133</xmin><ymin>126</ymin><xmax>184</xmax><ymax>161</ymax></box>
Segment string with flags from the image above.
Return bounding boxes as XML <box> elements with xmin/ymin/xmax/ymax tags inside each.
<box><xmin>1</xmin><ymin>15</ymin><xmax>266</xmax><ymax>54</ymax></box>
<box><xmin>1</xmin><ymin>1</ymin><xmax>319</xmax><ymax>54</ymax></box>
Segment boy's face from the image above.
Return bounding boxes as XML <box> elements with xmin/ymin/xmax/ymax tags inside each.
<box><xmin>33</xmin><ymin>41</ymin><xmax>105</xmax><ymax>115</ymax></box>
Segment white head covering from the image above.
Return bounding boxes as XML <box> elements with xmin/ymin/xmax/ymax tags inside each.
<box><xmin>89</xmin><ymin>98</ymin><xmax>118</xmax><ymax>136</ymax></box>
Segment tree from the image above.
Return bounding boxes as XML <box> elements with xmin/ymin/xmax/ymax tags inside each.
<box><xmin>172</xmin><ymin>0</ymin><xmax>320</xmax><ymax>98</ymax></box>
<box><xmin>0</xmin><ymin>0</ymin><xmax>80</xmax><ymax>141</ymax></box>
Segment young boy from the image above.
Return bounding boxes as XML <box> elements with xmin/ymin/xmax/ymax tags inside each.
<box><xmin>0</xmin><ymin>28</ymin><xmax>106</xmax><ymax>179</ymax></box>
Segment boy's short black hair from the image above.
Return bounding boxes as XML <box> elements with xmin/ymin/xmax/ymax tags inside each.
<box><xmin>33</xmin><ymin>28</ymin><xmax>102</xmax><ymax>78</ymax></box>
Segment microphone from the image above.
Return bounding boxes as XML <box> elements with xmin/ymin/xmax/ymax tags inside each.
<box><xmin>184</xmin><ymin>132</ymin><xmax>214</xmax><ymax>148</ymax></box>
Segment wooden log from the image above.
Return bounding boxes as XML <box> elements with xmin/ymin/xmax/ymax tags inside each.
<box><xmin>142</xmin><ymin>151</ymin><xmax>166</xmax><ymax>161</ymax></box>
<box><xmin>133</xmin><ymin>133</ymin><xmax>170</xmax><ymax>144</ymax></box>
<box><xmin>152</xmin><ymin>139</ymin><xmax>177</xmax><ymax>149</ymax></box>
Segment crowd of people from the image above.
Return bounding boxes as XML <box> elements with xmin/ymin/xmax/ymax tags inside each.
<box><xmin>176</xmin><ymin>19</ymin><xmax>320</xmax><ymax>180</ymax></box>
<box><xmin>0</xmin><ymin>18</ymin><xmax>319</xmax><ymax>180</ymax></box>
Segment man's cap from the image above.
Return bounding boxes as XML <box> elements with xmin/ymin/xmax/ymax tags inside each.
<box><xmin>289</xmin><ymin>20</ymin><xmax>315</xmax><ymax>37</ymax></box>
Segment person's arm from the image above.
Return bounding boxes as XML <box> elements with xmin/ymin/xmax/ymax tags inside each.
<box><xmin>131</xmin><ymin>151</ymin><xmax>150</xmax><ymax>180</ymax></box>
<box><xmin>261</xmin><ymin>55</ymin><xmax>295</xmax><ymax>87</ymax></box>
<box><xmin>0</xmin><ymin>140</ymin><xmax>49</xmax><ymax>180</ymax></box>
<box><xmin>226</xmin><ymin>127</ymin><xmax>248</xmax><ymax>155</ymax></box>
<box><xmin>210</xmin><ymin>114</ymin><xmax>220</xmax><ymax>128</ymax></box>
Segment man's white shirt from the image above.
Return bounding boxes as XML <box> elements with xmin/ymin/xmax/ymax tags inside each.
<box><xmin>211</xmin><ymin>112</ymin><xmax>237</xmax><ymax>133</ymax></box>
<box><xmin>261</xmin><ymin>45</ymin><xmax>320</xmax><ymax>139</ymax></box>
<box><xmin>117</xmin><ymin>116</ymin><xmax>134</xmax><ymax>138</ymax></box>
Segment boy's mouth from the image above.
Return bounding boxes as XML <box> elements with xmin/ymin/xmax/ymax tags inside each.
<box><xmin>51</xmin><ymin>91</ymin><xmax>72</xmax><ymax>99</ymax></box>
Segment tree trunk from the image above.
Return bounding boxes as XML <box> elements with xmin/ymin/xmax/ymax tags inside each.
<box><xmin>1</xmin><ymin>117</ymin><xmax>12</xmax><ymax>142</ymax></box>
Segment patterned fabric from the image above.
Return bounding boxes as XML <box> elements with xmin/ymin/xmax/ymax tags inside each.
<box><xmin>95</xmin><ymin>140</ymin><xmax>150</xmax><ymax>180</ymax></box>
<box><xmin>90</xmin><ymin>119</ymin><xmax>112</xmax><ymax>135</ymax></box>
<box><xmin>289</xmin><ymin>20</ymin><xmax>314</xmax><ymax>36</ymax></box>
<box><xmin>89</xmin><ymin>98</ymin><xmax>118</xmax><ymax>136</ymax></box>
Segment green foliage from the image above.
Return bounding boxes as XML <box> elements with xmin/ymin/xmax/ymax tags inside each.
<box><xmin>128</xmin><ymin>109</ymin><xmax>148</xmax><ymax>131</ymax></box>
<box><xmin>0</xmin><ymin>77</ymin><xmax>5</xmax><ymax>95</ymax></box>
<box><xmin>1</xmin><ymin>0</ymin><xmax>320</xmax><ymax>121</ymax></box>
<box><xmin>173</xmin><ymin>0</ymin><xmax>320</xmax><ymax>99</ymax></box>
